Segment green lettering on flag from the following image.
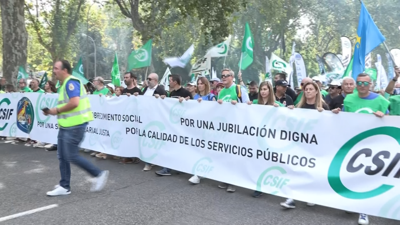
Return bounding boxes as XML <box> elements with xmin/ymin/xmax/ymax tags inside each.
<box><xmin>127</xmin><ymin>39</ymin><xmax>152</xmax><ymax>71</ymax></box>
<box><xmin>72</xmin><ymin>57</ymin><xmax>89</xmax><ymax>84</ymax></box>
<box><xmin>111</xmin><ymin>53</ymin><xmax>121</xmax><ymax>86</ymax></box>
<box><xmin>39</xmin><ymin>72</ymin><xmax>48</xmax><ymax>89</ymax></box>
<box><xmin>239</xmin><ymin>23</ymin><xmax>254</xmax><ymax>70</ymax></box>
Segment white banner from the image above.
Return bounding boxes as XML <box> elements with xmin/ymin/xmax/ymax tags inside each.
<box><xmin>1</xmin><ymin>93</ymin><xmax>400</xmax><ymax>221</ymax></box>
<box><xmin>294</xmin><ymin>53</ymin><xmax>307</xmax><ymax>87</ymax></box>
<box><xmin>340</xmin><ymin>37</ymin><xmax>352</xmax><ymax>67</ymax></box>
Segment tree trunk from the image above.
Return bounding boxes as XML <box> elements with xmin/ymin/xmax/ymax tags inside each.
<box><xmin>1</xmin><ymin>0</ymin><xmax>28</xmax><ymax>85</ymax></box>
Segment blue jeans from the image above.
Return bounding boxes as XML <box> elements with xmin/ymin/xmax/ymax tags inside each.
<box><xmin>57</xmin><ymin>123</ymin><xmax>101</xmax><ymax>190</ymax></box>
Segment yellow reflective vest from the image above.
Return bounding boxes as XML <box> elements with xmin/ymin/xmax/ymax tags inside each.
<box><xmin>57</xmin><ymin>76</ymin><xmax>93</xmax><ymax>127</ymax></box>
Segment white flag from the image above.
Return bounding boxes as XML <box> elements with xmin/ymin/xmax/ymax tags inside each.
<box><xmin>375</xmin><ymin>54</ymin><xmax>388</xmax><ymax>91</ymax></box>
<box><xmin>206</xmin><ymin>36</ymin><xmax>231</xmax><ymax>57</ymax></box>
<box><xmin>365</xmin><ymin>53</ymin><xmax>372</xmax><ymax>69</ymax></box>
<box><xmin>211</xmin><ymin>67</ymin><xmax>217</xmax><ymax>80</ymax></box>
<box><xmin>160</xmin><ymin>68</ymin><xmax>171</xmax><ymax>87</ymax></box>
<box><xmin>390</xmin><ymin>49</ymin><xmax>400</xmax><ymax>67</ymax></box>
<box><xmin>191</xmin><ymin>56</ymin><xmax>211</xmax><ymax>74</ymax></box>
<box><xmin>340</xmin><ymin>37</ymin><xmax>352</xmax><ymax>67</ymax></box>
<box><xmin>270</xmin><ymin>53</ymin><xmax>292</xmax><ymax>77</ymax></box>
<box><xmin>163</xmin><ymin>45</ymin><xmax>194</xmax><ymax>68</ymax></box>
<box><xmin>294</xmin><ymin>53</ymin><xmax>307</xmax><ymax>87</ymax></box>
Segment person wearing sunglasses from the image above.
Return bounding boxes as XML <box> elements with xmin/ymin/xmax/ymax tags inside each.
<box><xmin>329</xmin><ymin>77</ymin><xmax>355</xmax><ymax>111</ymax></box>
<box><xmin>217</xmin><ymin>68</ymin><xmax>249</xmax><ymax>105</ymax></box>
<box><xmin>140</xmin><ymin>73</ymin><xmax>167</xmax><ymax>97</ymax></box>
<box><xmin>324</xmin><ymin>80</ymin><xmax>341</xmax><ymax>105</ymax></box>
<box><xmin>332</xmin><ymin>73</ymin><xmax>390</xmax><ymax>225</ymax></box>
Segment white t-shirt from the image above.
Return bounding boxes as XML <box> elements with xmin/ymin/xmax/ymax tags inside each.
<box><xmin>144</xmin><ymin>85</ymin><xmax>158</xmax><ymax>96</ymax></box>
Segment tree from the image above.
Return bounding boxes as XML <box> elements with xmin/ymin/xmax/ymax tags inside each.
<box><xmin>1</xmin><ymin>0</ymin><xmax>28</xmax><ymax>84</ymax></box>
<box><xmin>25</xmin><ymin>0</ymin><xmax>86</xmax><ymax>63</ymax></box>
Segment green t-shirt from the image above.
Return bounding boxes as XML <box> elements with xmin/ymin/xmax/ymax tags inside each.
<box><xmin>389</xmin><ymin>95</ymin><xmax>400</xmax><ymax>115</ymax></box>
<box><xmin>344</xmin><ymin>93</ymin><xmax>390</xmax><ymax>114</ymax></box>
<box><xmin>33</xmin><ymin>88</ymin><xmax>45</xmax><ymax>93</ymax></box>
<box><xmin>253</xmin><ymin>99</ymin><xmax>284</xmax><ymax>107</ymax></box>
<box><xmin>21</xmin><ymin>87</ymin><xmax>32</xmax><ymax>93</ymax></box>
<box><xmin>218</xmin><ymin>85</ymin><xmax>238</xmax><ymax>102</ymax></box>
<box><xmin>321</xmin><ymin>90</ymin><xmax>328</xmax><ymax>97</ymax></box>
<box><xmin>93</xmin><ymin>87</ymin><xmax>110</xmax><ymax>95</ymax></box>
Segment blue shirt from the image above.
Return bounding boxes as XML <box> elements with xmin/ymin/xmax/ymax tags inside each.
<box><xmin>65</xmin><ymin>80</ymin><xmax>81</xmax><ymax>98</ymax></box>
<box><xmin>194</xmin><ymin>93</ymin><xmax>215</xmax><ymax>101</ymax></box>
<box><xmin>343</xmin><ymin>92</ymin><xmax>389</xmax><ymax>114</ymax></box>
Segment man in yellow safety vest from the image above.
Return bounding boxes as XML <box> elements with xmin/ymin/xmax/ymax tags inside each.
<box><xmin>44</xmin><ymin>60</ymin><xmax>109</xmax><ymax>196</ymax></box>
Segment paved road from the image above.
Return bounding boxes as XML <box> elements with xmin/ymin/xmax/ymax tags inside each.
<box><xmin>0</xmin><ymin>141</ymin><xmax>398</xmax><ymax>225</ymax></box>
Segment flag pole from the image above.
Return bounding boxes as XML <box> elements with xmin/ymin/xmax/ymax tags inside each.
<box><xmin>383</xmin><ymin>42</ymin><xmax>398</xmax><ymax>67</ymax></box>
<box><xmin>223</xmin><ymin>55</ymin><xmax>227</xmax><ymax>68</ymax></box>
<box><xmin>144</xmin><ymin>67</ymin><xmax>149</xmax><ymax>79</ymax></box>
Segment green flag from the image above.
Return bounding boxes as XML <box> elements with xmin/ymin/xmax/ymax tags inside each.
<box><xmin>342</xmin><ymin>56</ymin><xmax>353</xmax><ymax>78</ymax></box>
<box><xmin>72</xmin><ymin>57</ymin><xmax>89</xmax><ymax>84</ymax></box>
<box><xmin>238</xmin><ymin>23</ymin><xmax>254</xmax><ymax>70</ymax></box>
<box><xmin>127</xmin><ymin>39</ymin><xmax>152</xmax><ymax>71</ymax></box>
<box><xmin>17</xmin><ymin>66</ymin><xmax>29</xmax><ymax>83</ymax></box>
<box><xmin>111</xmin><ymin>53</ymin><xmax>121</xmax><ymax>86</ymax></box>
<box><xmin>39</xmin><ymin>72</ymin><xmax>48</xmax><ymax>89</ymax></box>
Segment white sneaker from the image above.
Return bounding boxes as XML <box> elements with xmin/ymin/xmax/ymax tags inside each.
<box><xmin>33</xmin><ymin>142</ymin><xmax>46</xmax><ymax>148</ymax></box>
<box><xmin>91</xmin><ymin>170</ymin><xmax>109</xmax><ymax>192</ymax></box>
<box><xmin>307</xmin><ymin>203</ymin><xmax>315</xmax><ymax>207</ymax></box>
<box><xmin>358</xmin><ymin>214</ymin><xmax>369</xmax><ymax>225</ymax></box>
<box><xmin>46</xmin><ymin>185</ymin><xmax>71</xmax><ymax>196</ymax></box>
<box><xmin>44</xmin><ymin>143</ymin><xmax>54</xmax><ymax>149</ymax></box>
<box><xmin>143</xmin><ymin>164</ymin><xmax>153</xmax><ymax>171</ymax></box>
<box><xmin>189</xmin><ymin>175</ymin><xmax>201</xmax><ymax>184</ymax></box>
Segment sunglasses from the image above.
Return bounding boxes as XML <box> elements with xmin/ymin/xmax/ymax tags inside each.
<box><xmin>356</xmin><ymin>81</ymin><xmax>370</xmax><ymax>86</ymax></box>
<box><xmin>147</xmin><ymin>78</ymin><xmax>153</xmax><ymax>81</ymax></box>
<box><xmin>329</xmin><ymin>86</ymin><xmax>341</xmax><ymax>90</ymax></box>
<box><xmin>221</xmin><ymin>74</ymin><xmax>232</xmax><ymax>79</ymax></box>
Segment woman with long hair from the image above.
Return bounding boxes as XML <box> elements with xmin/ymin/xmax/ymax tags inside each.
<box><xmin>115</xmin><ymin>86</ymin><xmax>124</xmax><ymax>97</ymax></box>
<box><xmin>194</xmin><ymin>77</ymin><xmax>216</xmax><ymax>101</ymax></box>
<box><xmin>45</xmin><ymin>81</ymin><xmax>57</xmax><ymax>93</ymax></box>
<box><xmin>295</xmin><ymin>82</ymin><xmax>329</xmax><ymax>111</ymax></box>
<box><xmin>247</xmin><ymin>81</ymin><xmax>283</xmax><ymax>106</ymax></box>
<box><xmin>280</xmin><ymin>81</ymin><xmax>328</xmax><ymax>209</ymax></box>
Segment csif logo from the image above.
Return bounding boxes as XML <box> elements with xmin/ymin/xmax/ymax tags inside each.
<box><xmin>138</xmin><ymin>121</ymin><xmax>166</xmax><ymax>162</ymax></box>
<box><xmin>191</xmin><ymin>157</ymin><xmax>214</xmax><ymax>178</ymax></box>
<box><xmin>111</xmin><ymin>131</ymin><xmax>123</xmax><ymax>149</ymax></box>
<box><xmin>217</xmin><ymin>43</ymin><xmax>228</xmax><ymax>55</ymax></box>
<box><xmin>272</xmin><ymin>60</ymin><xmax>287</xmax><ymax>69</ymax></box>
<box><xmin>256</xmin><ymin>166</ymin><xmax>290</xmax><ymax>195</ymax></box>
<box><xmin>328</xmin><ymin>127</ymin><xmax>400</xmax><ymax>199</ymax></box>
<box><xmin>0</xmin><ymin>98</ymin><xmax>13</xmax><ymax>131</ymax></box>
<box><xmin>134</xmin><ymin>49</ymin><xmax>148</xmax><ymax>62</ymax></box>
<box><xmin>35</xmin><ymin>93</ymin><xmax>58</xmax><ymax>123</ymax></box>
<box><xmin>169</xmin><ymin>102</ymin><xmax>186</xmax><ymax>124</ymax></box>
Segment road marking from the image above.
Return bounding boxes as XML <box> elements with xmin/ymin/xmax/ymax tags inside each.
<box><xmin>0</xmin><ymin>204</ymin><xmax>58</xmax><ymax>222</ymax></box>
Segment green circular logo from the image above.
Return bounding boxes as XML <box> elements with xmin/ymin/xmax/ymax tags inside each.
<box><xmin>0</xmin><ymin>98</ymin><xmax>11</xmax><ymax>131</ymax></box>
<box><xmin>191</xmin><ymin>157</ymin><xmax>213</xmax><ymax>178</ymax></box>
<box><xmin>328</xmin><ymin>127</ymin><xmax>399</xmax><ymax>199</ymax></box>
<box><xmin>35</xmin><ymin>93</ymin><xmax>58</xmax><ymax>123</ymax></box>
<box><xmin>9</xmin><ymin>122</ymin><xmax>17</xmax><ymax>137</ymax></box>
<box><xmin>138</xmin><ymin>121</ymin><xmax>166</xmax><ymax>162</ymax></box>
<box><xmin>111</xmin><ymin>131</ymin><xmax>123</xmax><ymax>149</ymax></box>
<box><xmin>256</xmin><ymin>166</ymin><xmax>290</xmax><ymax>195</ymax></box>
<box><xmin>169</xmin><ymin>102</ymin><xmax>186</xmax><ymax>124</ymax></box>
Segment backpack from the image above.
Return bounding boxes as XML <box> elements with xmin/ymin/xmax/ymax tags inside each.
<box><xmin>235</xmin><ymin>85</ymin><xmax>243</xmax><ymax>103</ymax></box>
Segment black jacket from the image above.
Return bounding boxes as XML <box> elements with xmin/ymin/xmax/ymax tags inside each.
<box><xmin>140</xmin><ymin>85</ymin><xmax>167</xmax><ymax>96</ymax></box>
